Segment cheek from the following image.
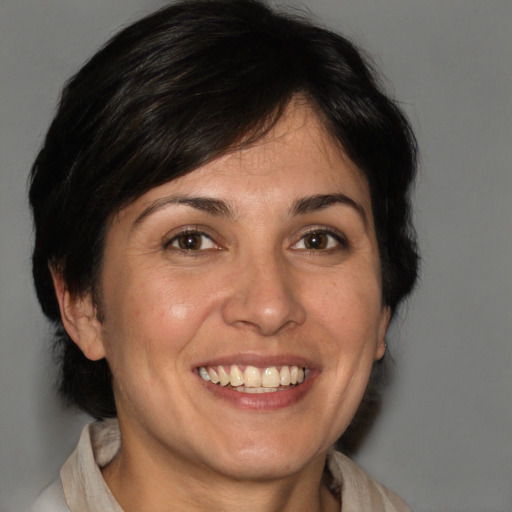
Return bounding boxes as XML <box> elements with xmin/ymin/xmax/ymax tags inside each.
<box><xmin>102</xmin><ymin>265</ymin><xmax>222</xmax><ymax>360</ymax></box>
<box><xmin>148</xmin><ymin>272</ymin><xmax>226</xmax><ymax>337</ymax></box>
<box><xmin>308</xmin><ymin>270</ymin><xmax>384</xmax><ymax>345</ymax></box>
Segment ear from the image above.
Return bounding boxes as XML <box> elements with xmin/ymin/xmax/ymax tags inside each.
<box><xmin>374</xmin><ymin>306</ymin><xmax>391</xmax><ymax>361</ymax></box>
<box><xmin>51</xmin><ymin>268</ymin><xmax>106</xmax><ymax>361</ymax></box>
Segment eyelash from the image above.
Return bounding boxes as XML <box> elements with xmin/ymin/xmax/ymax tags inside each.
<box><xmin>163</xmin><ymin>226</ymin><xmax>349</xmax><ymax>254</ymax></box>
<box><xmin>291</xmin><ymin>228</ymin><xmax>349</xmax><ymax>252</ymax></box>
<box><xmin>164</xmin><ymin>228</ymin><xmax>221</xmax><ymax>253</ymax></box>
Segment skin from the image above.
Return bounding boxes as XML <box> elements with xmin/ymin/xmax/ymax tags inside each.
<box><xmin>54</xmin><ymin>101</ymin><xmax>389</xmax><ymax>512</ymax></box>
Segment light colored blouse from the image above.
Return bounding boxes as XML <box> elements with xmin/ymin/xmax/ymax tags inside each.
<box><xmin>31</xmin><ymin>419</ymin><xmax>411</xmax><ymax>512</ymax></box>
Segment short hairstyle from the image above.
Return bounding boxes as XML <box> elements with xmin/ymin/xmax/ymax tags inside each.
<box><xmin>29</xmin><ymin>0</ymin><xmax>419</xmax><ymax>420</ymax></box>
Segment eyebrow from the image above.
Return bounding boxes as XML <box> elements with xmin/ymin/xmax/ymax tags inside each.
<box><xmin>290</xmin><ymin>193</ymin><xmax>368</xmax><ymax>226</ymax></box>
<box><xmin>133</xmin><ymin>192</ymin><xmax>367</xmax><ymax>226</ymax></box>
<box><xmin>134</xmin><ymin>196</ymin><xmax>234</xmax><ymax>225</ymax></box>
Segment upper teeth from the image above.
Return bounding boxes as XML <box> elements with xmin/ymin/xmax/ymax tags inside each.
<box><xmin>199</xmin><ymin>365</ymin><xmax>306</xmax><ymax>388</ymax></box>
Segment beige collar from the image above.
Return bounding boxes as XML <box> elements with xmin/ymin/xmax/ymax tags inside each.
<box><xmin>60</xmin><ymin>420</ymin><xmax>409</xmax><ymax>512</ymax></box>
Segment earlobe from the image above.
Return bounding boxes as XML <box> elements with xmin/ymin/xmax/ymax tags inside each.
<box><xmin>375</xmin><ymin>306</ymin><xmax>391</xmax><ymax>361</ymax></box>
<box><xmin>51</xmin><ymin>268</ymin><xmax>106</xmax><ymax>361</ymax></box>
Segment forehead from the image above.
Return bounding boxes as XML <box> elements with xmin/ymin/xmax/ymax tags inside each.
<box><xmin>116</xmin><ymin>102</ymin><xmax>372</xmax><ymax>225</ymax></box>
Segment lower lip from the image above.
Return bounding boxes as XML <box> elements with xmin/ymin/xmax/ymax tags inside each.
<box><xmin>198</xmin><ymin>373</ymin><xmax>316</xmax><ymax>411</ymax></box>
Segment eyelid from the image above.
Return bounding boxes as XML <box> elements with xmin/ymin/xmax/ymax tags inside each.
<box><xmin>163</xmin><ymin>225</ymin><xmax>223</xmax><ymax>251</ymax></box>
<box><xmin>290</xmin><ymin>226</ymin><xmax>349</xmax><ymax>251</ymax></box>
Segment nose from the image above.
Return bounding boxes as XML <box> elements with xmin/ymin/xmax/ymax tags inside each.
<box><xmin>221</xmin><ymin>253</ymin><xmax>306</xmax><ymax>336</ymax></box>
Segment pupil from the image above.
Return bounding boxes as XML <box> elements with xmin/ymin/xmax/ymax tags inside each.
<box><xmin>305</xmin><ymin>232</ymin><xmax>327</xmax><ymax>249</ymax></box>
<box><xmin>179</xmin><ymin>234</ymin><xmax>200</xmax><ymax>250</ymax></box>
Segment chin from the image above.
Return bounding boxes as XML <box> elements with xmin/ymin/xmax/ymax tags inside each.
<box><xmin>198</xmin><ymin>428</ymin><xmax>330</xmax><ymax>481</ymax></box>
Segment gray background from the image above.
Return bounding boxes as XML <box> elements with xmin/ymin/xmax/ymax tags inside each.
<box><xmin>1</xmin><ymin>0</ymin><xmax>511</xmax><ymax>511</ymax></box>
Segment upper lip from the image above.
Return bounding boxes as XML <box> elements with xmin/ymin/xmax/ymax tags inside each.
<box><xmin>193</xmin><ymin>353</ymin><xmax>318</xmax><ymax>371</ymax></box>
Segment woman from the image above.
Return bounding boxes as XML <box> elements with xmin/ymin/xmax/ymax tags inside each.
<box><xmin>29</xmin><ymin>0</ymin><xmax>418</xmax><ymax>510</ymax></box>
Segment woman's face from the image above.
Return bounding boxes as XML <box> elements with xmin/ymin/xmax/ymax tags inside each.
<box><xmin>88</xmin><ymin>103</ymin><xmax>388</xmax><ymax>481</ymax></box>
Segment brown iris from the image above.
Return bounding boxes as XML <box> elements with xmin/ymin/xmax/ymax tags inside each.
<box><xmin>303</xmin><ymin>232</ymin><xmax>329</xmax><ymax>250</ymax></box>
<box><xmin>177</xmin><ymin>233</ymin><xmax>203</xmax><ymax>250</ymax></box>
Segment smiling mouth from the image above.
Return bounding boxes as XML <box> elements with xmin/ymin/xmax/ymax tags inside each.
<box><xmin>198</xmin><ymin>364</ymin><xmax>308</xmax><ymax>393</ymax></box>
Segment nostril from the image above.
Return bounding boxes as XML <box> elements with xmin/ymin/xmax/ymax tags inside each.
<box><xmin>221</xmin><ymin>291</ymin><xmax>306</xmax><ymax>336</ymax></box>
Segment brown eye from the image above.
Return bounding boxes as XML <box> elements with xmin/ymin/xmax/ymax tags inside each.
<box><xmin>291</xmin><ymin>230</ymin><xmax>347</xmax><ymax>251</ymax></box>
<box><xmin>167</xmin><ymin>232</ymin><xmax>217</xmax><ymax>251</ymax></box>
<box><xmin>304</xmin><ymin>232</ymin><xmax>328</xmax><ymax>250</ymax></box>
<box><xmin>177</xmin><ymin>233</ymin><xmax>202</xmax><ymax>250</ymax></box>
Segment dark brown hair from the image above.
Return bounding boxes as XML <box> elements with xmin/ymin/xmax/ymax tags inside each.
<box><xmin>29</xmin><ymin>0</ymin><xmax>418</xmax><ymax>419</ymax></box>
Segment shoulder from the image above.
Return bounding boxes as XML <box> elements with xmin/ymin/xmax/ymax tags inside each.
<box><xmin>329</xmin><ymin>451</ymin><xmax>411</xmax><ymax>512</ymax></box>
<box><xmin>30</xmin><ymin>478</ymin><xmax>70</xmax><ymax>512</ymax></box>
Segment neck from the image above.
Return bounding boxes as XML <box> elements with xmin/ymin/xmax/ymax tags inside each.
<box><xmin>102</xmin><ymin>429</ymin><xmax>339</xmax><ymax>512</ymax></box>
